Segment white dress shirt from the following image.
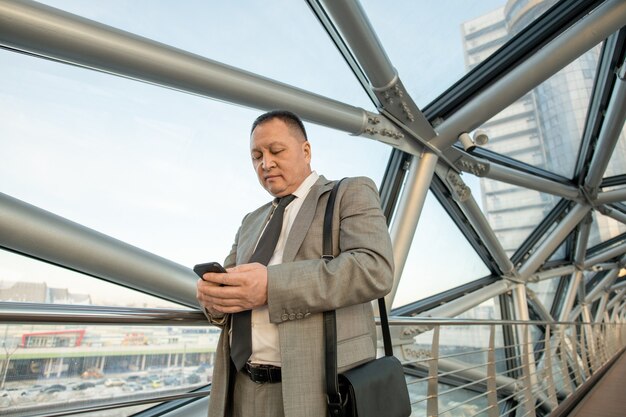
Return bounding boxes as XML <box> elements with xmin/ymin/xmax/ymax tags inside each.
<box><xmin>249</xmin><ymin>171</ymin><xmax>319</xmax><ymax>366</ymax></box>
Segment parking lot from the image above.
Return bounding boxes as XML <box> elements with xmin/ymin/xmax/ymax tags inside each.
<box><xmin>0</xmin><ymin>365</ymin><xmax>212</xmax><ymax>413</ymax></box>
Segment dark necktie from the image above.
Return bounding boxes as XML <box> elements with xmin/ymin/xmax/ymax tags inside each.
<box><xmin>230</xmin><ymin>194</ymin><xmax>296</xmax><ymax>371</ymax></box>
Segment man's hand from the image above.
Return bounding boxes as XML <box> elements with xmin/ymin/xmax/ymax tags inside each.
<box><xmin>196</xmin><ymin>263</ymin><xmax>268</xmax><ymax>314</ymax></box>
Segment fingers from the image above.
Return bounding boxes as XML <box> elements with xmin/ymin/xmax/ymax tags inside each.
<box><xmin>196</xmin><ymin>263</ymin><xmax>268</xmax><ymax>313</ymax></box>
<box><xmin>227</xmin><ymin>262</ymin><xmax>262</xmax><ymax>273</ymax></box>
<box><xmin>197</xmin><ymin>279</ymin><xmax>251</xmax><ymax>313</ymax></box>
<box><xmin>201</xmin><ymin>271</ymin><xmax>232</xmax><ymax>286</ymax></box>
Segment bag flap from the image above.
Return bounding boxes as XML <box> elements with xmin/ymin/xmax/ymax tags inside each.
<box><xmin>339</xmin><ymin>356</ymin><xmax>411</xmax><ymax>417</ymax></box>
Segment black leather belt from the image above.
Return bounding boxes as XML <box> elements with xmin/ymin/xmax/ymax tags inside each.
<box><xmin>244</xmin><ymin>362</ymin><xmax>282</xmax><ymax>383</ymax></box>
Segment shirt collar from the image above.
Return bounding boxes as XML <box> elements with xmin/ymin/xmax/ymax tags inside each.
<box><xmin>292</xmin><ymin>171</ymin><xmax>319</xmax><ymax>200</ymax></box>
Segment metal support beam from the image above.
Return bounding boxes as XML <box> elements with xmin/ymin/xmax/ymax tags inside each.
<box><xmin>598</xmin><ymin>205</ymin><xmax>626</xmax><ymax>225</ymax></box>
<box><xmin>422</xmin><ymin>280</ymin><xmax>512</xmax><ymax>318</ymax></box>
<box><xmin>518</xmin><ymin>204</ymin><xmax>591</xmax><ymax>281</ymax></box>
<box><xmin>559</xmin><ymin>270</ymin><xmax>583</xmax><ymax>322</ymax></box>
<box><xmin>584</xmin><ymin>242</ymin><xmax>626</xmax><ymax>268</ymax></box>
<box><xmin>437</xmin><ymin>166</ymin><xmax>516</xmax><ymax>276</ymax></box>
<box><xmin>387</xmin><ymin>151</ymin><xmax>439</xmax><ymax>308</ymax></box>
<box><xmin>607</xmin><ymin>288</ymin><xmax>626</xmax><ymax>310</ymax></box>
<box><xmin>317</xmin><ymin>0</ymin><xmax>437</xmax><ymax>143</ymax></box>
<box><xmin>585</xmin><ymin>269</ymin><xmax>620</xmax><ymax>304</ymax></box>
<box><xmin>574</xmin><ymin>214</ymin><xmax>593</xmax><ymax>266</ymax></box>
<box><xmin>511</xmin><ymin>283</ymin><xmax>539</xmax><ymax>413</ymax></box>
<box><xmin>527</xmin><ymin>288</ymin><xmax>554</xmax><ymax>321</ymax></box>
<box><xmin>528</xmin><ymin>265</ymin><xmax>576</xmax><ymax>283</ymax></box>
<box><xmin>584</xmin><ymin>62</ymin><xmax>626</xmax><ymax>193</ymax></box>
<box><xmin>0</xmin><ymin>0</ymin><xmax>422</xmax><ymax>155</ymax></box>
<box><xmin>317</xmin><ymin>0</ymin><xmax>395</xmax><ymax>89</ymax></box>
<box><xmin>470</xmin><ymin>158</ymin><xmax>580</xmax><ymax>200</ymax></box>
<box><xmin>0</xmin><ymin>192</ymin><xmax>199</xmax><ymax>308</ymax></box>
<box><xmin>596</xmin><ymin>187</ymin><xmax>626</xmax><ymax>205</ymax></box>
<box><xmin>595</xmin><ymin>293</ymin><xmax>610</xmax><ymax>322</ymax></box>
<box><xmin>589</xmin><ymin>263</ymin><xmax>621</xmax><ymax>274</ymax></box>
<box><xmin>430</xmin><ymin>0</ymin><xmax>626</xmax><ymax>151</ymax></box>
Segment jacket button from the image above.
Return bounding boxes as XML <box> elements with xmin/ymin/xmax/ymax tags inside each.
<box><xmin>281</xmin><ymin>314</ymin><xmax>289</xmax><ymax>321</ymax></box>
<box><xmin>289</xmin><ymin>313</ymin><xmax>296</xmax><ymax>320</ymax></box>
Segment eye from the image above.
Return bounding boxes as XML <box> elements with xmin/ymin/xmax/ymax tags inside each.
<box><xmin>270</xmin><ymin>148</ymin><xmax>285</xmax><ymax>155</ymax></box>
<box><xmin>251</xmin><ymin>151</ymin><xmax>262</xmax><ymax>160</ymax></box>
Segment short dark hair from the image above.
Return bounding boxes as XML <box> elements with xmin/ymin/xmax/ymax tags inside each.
<box><xmin>251</xmin><ymin>110</ymin><xmax>308</xmax><ymax>141</ymax></box>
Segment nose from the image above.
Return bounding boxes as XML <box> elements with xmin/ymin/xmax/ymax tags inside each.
<box><xmin>261</xmin><ymin>154</ymin><xmax>275</xmax><ymax>170</ymax></box>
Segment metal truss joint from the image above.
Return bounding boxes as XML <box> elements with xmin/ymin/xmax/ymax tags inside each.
<box><xmin>358</xmin><ymin>111</ymin><xmax>409</xmax><ymax>147</ymax></box>
<box><xmin>372</xmin><ymin>76</ymin><xmax>437</xmax><ymax>143</ymax></box>
<box><xmin>444</xmin><ymin>169</ymin><xmax>472</xmax><ymax>202</ymax></box>
<box><xmin>454</xmin><ymin>154</ymin><xmax>490</xmax><ymax>177</ymax></box>
<box><xmin>579</xmin><ymin>184</ymin><xmax>598</xmax><ymax>206</ymax></box>
<box><xmin>503</xmin><ymin>273</ymin><xmax>525</xmax><ymax>285</ymax></box>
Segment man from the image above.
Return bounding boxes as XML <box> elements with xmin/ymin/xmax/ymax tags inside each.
<box><xmin>196</xmin><ymin>110</ymin><xmax>394</xmax><ymax>417</ymax></box>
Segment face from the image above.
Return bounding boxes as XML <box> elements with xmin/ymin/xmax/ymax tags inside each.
<box><xmin>250</xmin><ymin>118</ymin><xmax>312</xmax><ymax>197</ymax></box>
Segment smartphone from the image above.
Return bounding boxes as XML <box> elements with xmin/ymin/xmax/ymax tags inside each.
<box><xmin>193</xmin><ymin>262</ymin><xmax>227</xmax><ymax>281</ymax></box>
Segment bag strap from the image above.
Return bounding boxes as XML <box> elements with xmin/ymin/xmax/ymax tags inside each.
<box><xmin>323</xmin><ymin>179</ymin><xmax>394</xmax><ymax>417</ymax></box>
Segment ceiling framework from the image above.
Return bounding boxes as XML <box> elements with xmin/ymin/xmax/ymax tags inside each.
<box><xmin>0</xmin><ymin>0</ymin><xmax>624</xmax><ymax>329</ymax></box>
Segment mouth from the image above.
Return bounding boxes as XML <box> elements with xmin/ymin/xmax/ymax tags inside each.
<box><xmin>264</xmin><ymin>175</ymin><xmax>280</xmax><ymax>182</ymax></box>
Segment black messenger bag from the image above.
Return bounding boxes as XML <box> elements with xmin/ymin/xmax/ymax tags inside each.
<box><xmin>323</xmin><ymin>180</ymin><xmax>411</xmax><ymax>417</ymax></box>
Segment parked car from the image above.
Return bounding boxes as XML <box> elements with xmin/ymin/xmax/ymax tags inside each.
<box><xmin>20</xmin><ymin>385</ymin><xmax>43</xmax><ymax>398</ymax></box>
<box><xmin>104</xmin><ymin>378</ymin><xmax>126</xmax><ymax>387</ymax></box>
<box><xmin>163</xmin><ymin>376</ymin><xmax>181</xmax><ymax>386</ymax></box>
<box><xmin>123</xmin><ymin>382</ymin><xmax>144</xmax><ymax>392</ymax></box>
<box><xmin>72</xmin><ymin>382</ymin><xmax>96</xmax><ymax>391</ymax></box>
<box><xmin>41</xmin><ymin>384</ymin><xmax>66</xmax><ymax>394</ymax></box>
<box><xmin>186</xmin><ymin>373</ymin><xmax>201</xmax><ymax>384</ymax></box>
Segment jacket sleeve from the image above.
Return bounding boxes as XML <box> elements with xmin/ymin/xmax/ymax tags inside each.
<box><xmin>266</xmin><ymin>176</ymin><xmax>394</xmax><ymax>323</ymax></box>
<box><xmin>200</xmin><ymin>219</ymin><xmax>243</xmax><ymax>327</ymax></box>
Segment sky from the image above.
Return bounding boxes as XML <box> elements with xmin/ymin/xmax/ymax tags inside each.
<box><xmin>0</xmin><ymin>0</ymin><xmax>504</xmax><ymax>308</ymax></box>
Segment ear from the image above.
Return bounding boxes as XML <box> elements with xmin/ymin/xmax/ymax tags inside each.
<box><xmin>302</xmin><ymin>140</ymin><xmax>311</xmax><ymax>163</ymax></box>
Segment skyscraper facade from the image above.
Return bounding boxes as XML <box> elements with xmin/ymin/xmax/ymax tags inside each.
<box><xmin>461</xmin><ymin>0</ymin><xmax>626</xmax><ymax>256</ymax></box>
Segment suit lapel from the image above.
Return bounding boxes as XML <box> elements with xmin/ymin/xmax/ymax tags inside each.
<box><xmin>282</xmin><ymin>176</ymin><xmax>333</xmax><ymax>263</ymax></box>
<box><xmin>239</xmin><ymin>205</ymin><xmax>273</xmax><ymax>264</ymax></box>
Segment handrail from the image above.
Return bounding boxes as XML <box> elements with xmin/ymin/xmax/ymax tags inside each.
<box><xmin>1</xmin><ymin>301</ymin><xmax>613</xmax><ymax>327</ymax></box>
<box><xmin>0</xmin><ymin>302</ymin><xmax>207</xmax><ymax>325</ymax></box>
<box><xmin>1</xmin><ymin>305</ymin><xmax>624</xmax><ymax>417</ymax></box>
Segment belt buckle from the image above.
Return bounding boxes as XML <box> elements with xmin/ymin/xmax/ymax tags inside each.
<box><xmin>246</xmin><ymin>363</ymin><xmax>267</xmax><ymax>384</ymax></box>
<box><xmin>246</xmin><ymin>363</ymin><xmax>279</xmax><ymax>384</ymax></box>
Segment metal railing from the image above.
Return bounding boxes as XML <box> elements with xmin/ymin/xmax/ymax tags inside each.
<box><xmin>1</xmin><ymin>306</ymin><xmax>625</xmax><ymax>417</ymax></box>
<box><xmin>387</xmin><ymin>317</ymin><xmax>626</xmax><ymax>417</ymax></box>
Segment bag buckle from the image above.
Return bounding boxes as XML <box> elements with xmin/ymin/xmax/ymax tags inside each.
<box><xmin>326</xmin><ymin>393</ymin><xmax>344</xmax><ymax>417</ymax></box>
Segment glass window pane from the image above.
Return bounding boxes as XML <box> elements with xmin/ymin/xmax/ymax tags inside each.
<box><xmin>360</xmin><ymin>0</ymin><xmax>552</xmax><ymax>106</ymax></box>
<box><xmin>393</xmin><ymin>192</ymin><xmax>490</xmax><ymax>308</ymax></box>
<box><xmin>473</xmin><ymin>45</ymin><xmax>601</xmax><ymax>178</ymax></box>
<box><xmin>528</xmin><ymin>278</ymin><xmax>560</xmax><ymax>312</ymax></box>
<box><xmin>461</xmin><ymin>0</ymin><xmax>603</xmax><ymax>180</ymax></box>
<box><xmin>0</xmin><ymin>323</ymin><xmax>214</xmax><ymax>416</ymax></box>
<box><xmin>0</xmin><ymin>250</ymin><xmax>181</xmax><ymax>308</ymax></box>
<box><xmin>587</xmin><ymin>210</ymin><xmax>626</xmax><ymax>248</ymax></box>
<box><xmin>452</xmin><ymin>299</ymin><xmax>506</xmax><ymax>374</ymax></box>
<box><xmin>476</xmin><ymin>178</ymin><xmax>559</xmax><ymax>256</ymax></box>
<box><xmin>605</xmin><ymin>124</ymin><xmax>626</xmax><ymax>178</ymax></box>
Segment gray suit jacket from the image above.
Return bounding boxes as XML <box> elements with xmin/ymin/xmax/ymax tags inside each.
<box><xmin>206</xmin><ymin>176</ymin><xmax>394</xmax><ymax>417</ymax></box>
